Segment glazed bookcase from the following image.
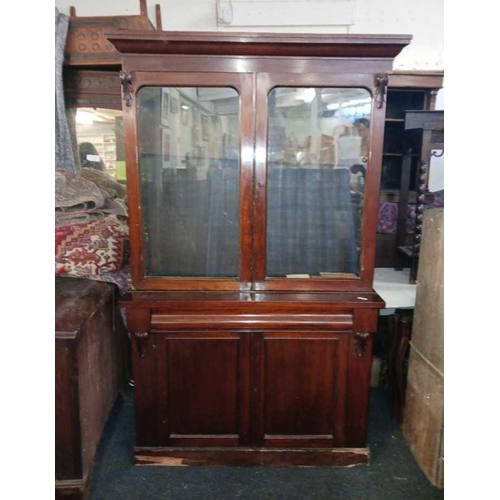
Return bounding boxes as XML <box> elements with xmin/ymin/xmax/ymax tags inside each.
<box><xmin>107</xmin><ymin>31</ymin><xmax>411</xmax><ymax>467</ymax></box>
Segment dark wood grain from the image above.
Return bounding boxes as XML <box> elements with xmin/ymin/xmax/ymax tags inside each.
<box><xmin>64</xmin><ymin>69</ymin><xmax>122</xmax><ymax>110</ymax></box>
<box><xmin>388</xmin><ymin>311</ymin><xmax>413</xmax><ymax>424</ymax></box>
<box><xmin>394</xmin><ymin>111</ymin><xmax>444</xmax><ymax>279</ymax></box>
<box><xmin>55</xmin><ymin>341</ymin><xmax>82</xmax><ymax>480</ymax></box>
<box><xmin>121</xmin><ymin>291</ymin><xmax>385</xmax><ymax>311</ymax></box>
<box><xmin>134</xmin><ymin>447</ymin><xmax>370</xmax><ymax>467</ymax></box>
<box><xmin>122</xmin><ymin>72</ymin><xmax>254</xmax><ymax>291</ymax></box>
<box><xmin>129</xmin><ymin>309</ymin><xmax>158</xmax><ymax>447</ymax></box>
<box><xmin>253</xmin><ymin>331</ymin><xmax>349</xmax><ymax>448</ymax></box>
<box><xmin>65</xmin><ymin>7</ymin><xmax>156</xmax><ymax>67</ymax></box>
<box><xmin>55</xmin><ymin>278</ymin><xmax>128</xmax><ymax>498</ymax></box>
<box><xmin>55</xmin><ymin>479</ymin><xmax>87</xmax><ymax>500</ymax></box>
<box><xmin>106</xmin><ymin>31</ymin><xmax>411</xmax><ymax>58</ymax></box>
<box><xmin>154</xmin><ymin>332</ymin><xmax>252</xmax><ymax>446</ymax></box>
<box><xmin>344</xmin><ymin>332</ymin><xmax>374</xmax><ymax>447</ymax></box>
<box><xmin>388</xmin><ymin>71</ymin><xmax>443</xmax><ymax>89</ymax></box>
<box><xmin>151</xmin><ymin>314</ymin><xmax>353</xmax><ymax>330</ymax></box>
<box><xmin>107</xmin><ymin>31</ymin><xmax>407</xmax><ymax>467</ymax></box>
<box><xmin>122</xmin><ymin>54</ymin><xmax>394</xmax><ymax>76</ymax></box>
<box><xmin>376</xmin><ymin>72</ymin><xmax>443</xmax><ymax>268</ymax></box>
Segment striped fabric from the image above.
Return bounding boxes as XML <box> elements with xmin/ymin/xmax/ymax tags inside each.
<box><xmin>266</xmin><ymin>168</ymin><xmax>358</xmax><ymax>276</ymax></box>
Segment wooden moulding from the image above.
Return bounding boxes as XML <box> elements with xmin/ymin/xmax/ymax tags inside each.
<box><xmin>65</xmin><ymin>1</ymin><xmax>158</xmax><ymax>67</ymax></box>
<box><xmin>388</xmin><ymin>71</ymin><xmax>444</xmax><ymax>90</ymax></box>
<box><xmin>64</xmin><ymin>69</ymin><xmax>122</xmax><ymax>110</ymax></box>
<box><xmin>134</xmin><ymin>447</ymin><xmax>370</xmax><ymax>467</ymax></box>
<box><xmin>106</xmin><ymin>31</ymin><xmax>412</xmax><ymax>59</ymax></box>
<box><xmin>55</xmin><ymin>479</ymin><xmax>86</xmax><ymax>500</ymax></box>
<box><xmin>150</xmin><ymin>313</ymin><xmax>354</xmax><ymax>331</ymax></box>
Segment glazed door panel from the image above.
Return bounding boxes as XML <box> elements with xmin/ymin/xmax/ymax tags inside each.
<box><xmin>123</xmin><ymin>72</ymin><xmax>254</xmax><ymax>291</ymax></box>
<box><xmin>253</xmin><ymin>331</ymin><xmax>350</xmax><ymax>447</ymax></box>
<box><xmin>253</xmin><ymin>72</ymin><xmax>386</xmax><ymax>292</ymax></box>
<box><xmin>157</xmin><ymin>332</ymin><xmax>251</xmax><ymax>446</ymax></box>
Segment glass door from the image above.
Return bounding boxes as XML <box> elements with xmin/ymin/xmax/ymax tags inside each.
<box><xmin>253</xmin><ymin>73</ymin><xmax>385</xmax><ymax>291</ymax></box>
<box><xmin>125</xmin><ymin>73</ymin><xmax>254</xmax><ymax>290</ymax></box>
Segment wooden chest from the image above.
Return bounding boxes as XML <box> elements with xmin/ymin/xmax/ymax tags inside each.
<box><xmin>55</xmin><ymin>277</ymin><xmax>128</xmax><ymax>499</ymax></box>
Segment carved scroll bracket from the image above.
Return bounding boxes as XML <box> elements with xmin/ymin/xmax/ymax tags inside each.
<box><xmin>134</xmin><ymin>331</ymin><xmax>149</xmax><ymax>358</ymax></box>
<box><xmin>431</xmin><ymin>150</ymin><xmax>444</xmax><ymax>158</ymax></box>
<box><xmin>120</xmin><ymin>71</ymin><xmax>133</xmax><ymax>107</ymax></box>
<box><xmin>353</xmin><ymin>332</ymin><xmax>371</xmax><ymax>358</ymax></box>
<box><xmin>375</xmin><ymin>73</ymin><xmax>389</xmax><ymax>109</ymax></box>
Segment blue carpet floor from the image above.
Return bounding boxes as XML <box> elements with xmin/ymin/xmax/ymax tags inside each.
<box><xmin>89</xmin><ymin>388</ymin><xmax>444</xmax><ymax>500</ymax></box>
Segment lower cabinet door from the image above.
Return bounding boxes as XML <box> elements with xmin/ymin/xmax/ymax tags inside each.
<box><xmin>253</xmin><ymin>331</ymin><xmax>350</xmax><ymax>448</ymax></box>
<box><xmin>157</xmin><ymin>331</ymin><xmax>251</xmax><ymax>447</ymax></box>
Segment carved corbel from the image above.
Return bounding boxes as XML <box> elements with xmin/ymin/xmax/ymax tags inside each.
<box><xmin>134</xmin><ymin>331</ymin><xmax>150</xmax><ymax>358</ymax></box>
<box><xmin>353</xmin><ymin>332</ymin><xmax>371</xmax><ymax>358</ymax></box>
<box><xmin>120</xmin><ymin>71</ymin><xmax>133</xmax><ymax>107</ymax></box>
<box><xmin>375</xmin><ymin>73</ymin><xmax>389</xmax><ymax>109</ymax></box>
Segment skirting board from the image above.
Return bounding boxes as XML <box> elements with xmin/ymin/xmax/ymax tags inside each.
<box><xmin>135</xmin><ymin>447</ymin><xmax>370</xmax><ymax>467</ymax></box>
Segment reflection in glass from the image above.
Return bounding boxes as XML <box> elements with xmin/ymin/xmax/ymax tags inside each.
<box><xmin>266</xmin><ymin>87</ymin><xmax>371</xmax><ymax>278</ymax></box>
<box><xmin>137</xmin><ymin>87</ymin><xmax>240</xmax><ymax>277</ymax></box>
<box><xmin>75</xmin><ymin>107</ymin><xmax>125</xmax><ymax>182</ymax></box>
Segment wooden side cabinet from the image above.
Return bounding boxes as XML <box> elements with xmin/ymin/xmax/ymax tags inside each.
<box><xmin>55</xmin><ymin>278</ymin><xmax>128</xmax><ymax>499</ymax></box>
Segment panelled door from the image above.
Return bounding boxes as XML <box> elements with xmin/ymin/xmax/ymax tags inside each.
<box><xmin>150</xmin><ymin>328</ymin><xmax>352</xmax><ymax>448</ymax></box>
<box><xmin>252</xmin><ymin>331</ymin><xmax>351</xmax><ymax>448</ymax></box>
<box><xmin>156</xmin><ymin>331</ymin><xmax>252</xmax><ymax>447</ymax></box>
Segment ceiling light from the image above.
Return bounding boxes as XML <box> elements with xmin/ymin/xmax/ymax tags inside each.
<box><xmin>296</xmin><ymin>89</ymin><xmax>316</xmax><ymax>103</ymax></box>
<box><xmin>76</xmin><ymin>110</ymin><xmax>95</xmax><ymax>125</ymax></box>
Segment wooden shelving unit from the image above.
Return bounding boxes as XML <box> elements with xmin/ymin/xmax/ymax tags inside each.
<box><xmin>375</xmin><ymin>71</ymin><xmax>443</xmax><ymax>268</ymax></box>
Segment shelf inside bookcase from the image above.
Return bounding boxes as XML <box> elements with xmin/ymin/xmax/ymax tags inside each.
<box><xmin>380</xmin><ymin>88</ymin><xmax>428</xmax><ymax>191</ymax></box>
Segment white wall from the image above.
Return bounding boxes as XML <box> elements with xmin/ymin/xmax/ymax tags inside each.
<box><xmin>56</xmin><ymin>0</ymin><xmax>444</xmax><ymax>188</ymax></box>
<box><xmin>55</xmin><ymin>0</ymin><xmax>443</xmax><ymax>71</ymax></box>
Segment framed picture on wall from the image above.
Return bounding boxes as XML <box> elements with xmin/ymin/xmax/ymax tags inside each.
<box><xmin>170</xmin><ymin>95</ymin><xmax>179</xmax><ymax>114</ymax></box>
<box><xmin>181</xmin><ymin>104</ymin><xmax>190</xmax><ymax>126</ymax></box>
<box><xmin>222</xmin><ymin>133</ymin><xmax>228</xmax><ymax>159</ymax></box>
<box><xmin>162</xmin><ymin>128</ymin><xmax>171</xmax><ymax>169</ymax></box>
<box><xmin>192</xmin><ymin>125</ymin><xmax>200</xmax><ymax>146</ymax></box>
<box><xmin>161</xmin><ymin>89</ymin><xmax>170</xmax><ymax>126</ymax></box>
<box><xmin>201</xmin><ymin>115</ymin><xmax>209</xmax><ymax>141</ymax></box>
<box><xmin>211</xmin><ymin>115</ymin><xmax>222</xmax><ymax>133</ymax></box>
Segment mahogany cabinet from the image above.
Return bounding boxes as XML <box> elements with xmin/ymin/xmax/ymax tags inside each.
<box><xmin>107</xmin><ymin>31</ymin><xmax>411</xmax><ymax>466</ymax></box>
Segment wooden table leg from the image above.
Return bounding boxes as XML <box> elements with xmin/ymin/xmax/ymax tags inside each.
<box><xmin>387</xmin><ymin>310</ymin><xmax>413</xmax><ymax>424</ymax></box>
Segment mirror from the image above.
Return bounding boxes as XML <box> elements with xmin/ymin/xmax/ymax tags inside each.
<box><xmin>75</xmin><ymin>107</ymin><xmax>125</xmax><ymax>183</ymax></box>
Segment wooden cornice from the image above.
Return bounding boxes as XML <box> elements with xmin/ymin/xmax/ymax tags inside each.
<box><xmin>105</xmin><ymin>31</ymin><xmax>412</xmax><ymax>59</ymax></box>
